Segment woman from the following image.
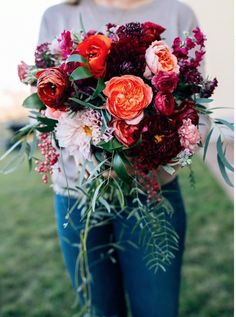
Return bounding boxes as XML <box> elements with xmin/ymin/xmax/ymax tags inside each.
<box><xmin>38</xmin><ymin>1</ymin><xmax>200</xmax><ymax>316</ymax></box>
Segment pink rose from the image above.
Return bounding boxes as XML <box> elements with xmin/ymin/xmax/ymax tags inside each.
<box><xmin>144</xmin><ymin>40</ymin><xmax>179</xmax><ymax>79</ymax></box>
<box><xmin>154</xmin><ymin>92</ymin><xmax>175</xmax><ymax>116</ymax></box>
<box><xmin>152</xmin><ymin>71</ymin><xmax>179</xmax><ymax>93</ymax></box>
<box><xmin>18</xmin><ymin>61</ymin><xmax>29</xmax><ymax>82</ymax></box>
<box><xmin>178</xmin><ymin>119</ymin><xmax>200</xmax><ymax>153</ymax></box>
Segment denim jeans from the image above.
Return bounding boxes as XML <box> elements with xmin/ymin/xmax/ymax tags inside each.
<box><xmin>54</xmin><ymin>177</ymin><xmax>186</xmax><ymax>317</ymax></box>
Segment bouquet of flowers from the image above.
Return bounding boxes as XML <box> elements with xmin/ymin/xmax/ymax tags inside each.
<box><xmin>3</xmin><ymin>21</ymin><xmax>233</xmax><ymax>305</ymax></box>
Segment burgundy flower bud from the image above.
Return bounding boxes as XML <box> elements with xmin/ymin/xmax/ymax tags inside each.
<box><xmin>154</xmin><ymin>92</ymin><xmax>175</xmax><ymax>116</ymax></box>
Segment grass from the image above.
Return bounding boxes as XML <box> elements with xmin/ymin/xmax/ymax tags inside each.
<box><xmin>0</xmin><ymin>155</ymin><xmax>233</xmax><ymax>317</ymax></box>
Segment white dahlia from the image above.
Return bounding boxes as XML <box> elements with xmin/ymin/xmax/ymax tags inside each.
<box><xmin>55</xmin><ymin>109</ymin><xmax>113</xmax><ymax>162</ymax></box>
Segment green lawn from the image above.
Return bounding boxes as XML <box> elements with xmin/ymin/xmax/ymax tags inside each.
<box><xmin>0</xmin><ymin>156</ymin><xmax>233</xmax><ymax>317</ymax></box>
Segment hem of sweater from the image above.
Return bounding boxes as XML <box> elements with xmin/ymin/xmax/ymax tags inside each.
<box><xmin>52</xmin><ymin>185</ymin><xmax>83</xmax><ymax>199</ymax></box>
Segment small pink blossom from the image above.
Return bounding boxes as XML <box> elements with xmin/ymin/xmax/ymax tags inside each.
<box><xmin>178</xmin><ymin>119</ymin><xmax>200</xmax><ymax>152</ymax></box>
<box><xmin>45</xmin><ymin>107</ymin><xmax>63</xmax><ymax>121</ymax></box>
<box><xmin>18</xmin><ymin>61</ymin><xmax>29</xmax><ymax>81</ymax></box>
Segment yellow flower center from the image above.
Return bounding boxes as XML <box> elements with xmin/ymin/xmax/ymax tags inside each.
<box><xmin>83</xmin><ymin>125</ymin><xmax>92</xmax><ymax>137</ymax></box>
<box><xmin>154</xmin><ymin>135</ymin><xmax>164</xmax><ymax>143</ymax></box>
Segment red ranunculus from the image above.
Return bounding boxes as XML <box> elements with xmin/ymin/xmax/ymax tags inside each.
<box><xmin>37</xmin><ymin>68</ymin><xmax>69</xmax><ymax>109</ymax></box>
<box><xmin>152</xmin><ymin>71</ymin><xmax>179</xmax><ymax>93</ymax></box>
<box><xmin>77</xmin><ymin>34</ymin><xmax>112</xmax><ymax>79</ymax></box>
<box><xmin>154</xmin><ymin>92</ymin><xmax>175</xmax><ymax>116</ymax></box>
<box><xmin>113</xmin><ymin>120</ymin><xmax>142</xmax><ymax>147</ymax></box>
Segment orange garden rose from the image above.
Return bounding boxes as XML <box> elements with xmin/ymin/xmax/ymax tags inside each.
<box><xmin>104</xmin><ymin>75</ymin><xmax>153</xmax><ymax>121</ymax></box>
<box><xmin>144</xmin><ymin>40</ymin><xmax>179</xmax><ymax>79</ymax></box>
<box><xmin>37</xmin><ymin>68</ymin><xmax>69</xmax><ymax>110</ymax></box>
<box><xmin>77</xmin><ymin>34</ymin><xmax>112</xmax><ymax>79</ymax></box>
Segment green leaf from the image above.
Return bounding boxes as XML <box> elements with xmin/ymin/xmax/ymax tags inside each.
<box><xmin>23</xmin><ymin>93</ymin><xmax>46</xmax><ymax>110</ymax></box>
<box><xmin>69</xmin><ymin>97</ymin><xmax>101</xmax><ymax>110</ymax></box>
<box><xmin>195</xmin><ymin>98</ymin><xmax>213</xmax><ymax>104</ymax></box>
<box><xmin>92</xmin><ymin>180</ymin><xmax>106</xmax><ymax>211</ymax></box>
<box><xmin>70</xmin><ymin>66</ymin><xmax>92</xmax><ymax>81</ymax></box>
<box><xmin>79</xmin><ymin>13</ymin><xmax>86</xmax><ymax>34</ymax></box>
<box><xmin>66</xmin><ymin>54</ymin><xmax>87</xmax><ymax>64</ymax></box>
<box><xmin>214</xmin><ymin>118</ymin><xmax>234</xmax><ymax>131</ymax></box>
<box><xmin>113</xmin><ymin>153</ymin><xmax>131</xmax><ymax>182</ymax></box>
<box><xmin>92</xmin><ymin>79</ymin><xmax>105</xmax><ymax>99</ymax></box>
<box><xmin>99</xmin><ymin>139</ymin><xmax>123</xmax><ymax>152</ymax></box>
<box><xmin>203</xmin><ymin>128</ymin><xmax>214</xmax><ymax>161</ymax></box>
<box><xmin>217</xmin><ymin>154</ymin><xmax>233</xmax><ymax>187</ymax></box>
<box><xmin>216</xmin><ymin>136</ymin><xmax>234</xmax><ymax>172</ymax></box>
<box><xmin>0</xmin><ymin>140</ymin><xmax>22</xmax><ymax>161</ymax></box>
<box><xmin>37</xmin><ymin>116</ymin><xmax>58</xmax><ymax>128</ymax></box>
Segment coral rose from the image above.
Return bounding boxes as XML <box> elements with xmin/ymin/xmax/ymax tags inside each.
<box><xmin>144</xmin><ymin>40</ymin><xmax>179</xmax><ymax>79</ymax></box>
<box><xmin>77</xmin><ymin>34</ymin><xmax>112</xmax><ymax>79</ymax></box>
<box><xmin>104</xmin><ymin>75</ymin><xmax>153</xmax><ymax>121</ymax></box>
<box><xmin>113</xmin><ymin>119</ymin><xmax>142</xmax><ymax>147</ymax></box>
<box><xmin>37</xmin><ymin>68</ymin><xmax>69</xmax><ymax>109</ymax></box>
<box><xmin>178</xmin><ymin>118</ymin><xmax>200</xmax><ymax>153</ymax></box>
<box><xmin>154</xmin><ymin>92</ymin><xmax>175</xmax><ymax>116</ymax></box>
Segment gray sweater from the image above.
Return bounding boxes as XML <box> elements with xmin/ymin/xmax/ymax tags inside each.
<box><xmin>38</xmin><ymin>0</ymin><xmax>199</xmax><ymax>197</ymax></box>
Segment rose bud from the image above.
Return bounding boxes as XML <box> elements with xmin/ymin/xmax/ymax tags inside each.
<box><xmin>154</xmin><ymin>92</ymin><xmax>175</xmax><ymax>116</ymax></box>
<box><xmin>173</xmin><ymin>100</ymin><xmax>199</xmax><ymax>126</ymax></box>
<box><xmin>37</xmin><ymin>68</ymin><xmax>69</xmax><ymax>109</ymax></box>
<box><xmin>152</xmin><ymin>71</ymin><xmax>179</xmax><ymax>93</ymax></box>
<box><xmin>113</xmin><ymin>119</ymin><xmax>142</xmax><ymax>147</ymax></box>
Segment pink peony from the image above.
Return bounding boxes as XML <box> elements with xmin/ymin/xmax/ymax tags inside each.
<box><xmin>154</xmin><ymin>92</ymin><xmax>175</xmax><ymax>116</ymax></box>
<box><xmin>178</xmin><ymin>119</ymin><xmax>200</xmax><ymax>152</ymax></box>
<box><xmin>152</xmin><ymin>71</ymin><xmax>179</xmax><ymax>93</ymax></box>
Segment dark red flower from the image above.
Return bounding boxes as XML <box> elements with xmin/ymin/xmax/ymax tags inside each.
<box><xmin>129</xmin><ymin>115</ymin><xmax>181</xmax><ymax>170</ymax></box>
<box><xmin>112</xmin><ymin>120</ymin><xmax>142</xmax><ymax>147</ymax></box>
<box><xmin>37</xmin><ymin>68</ymin><xmax>69</xmax><ymax>109</ymax></box>
<box><xmin>154</xmin><ymin>92</ymin><xmax>175</xmax><ymax>116</ymax></box>
<box><xmin>172</xmin><ymin>100</ymin><xmax>199</xmax><ymax>126</ymax></box>
<box><xmin>152</xmin><ymin>71</ymin><xmax>179</xmax><ymax>93</ymax></box>
<box><xmin>142</xmin><ymin>22</ymin><xmax>166</xmax><ymax>43</ymax></box>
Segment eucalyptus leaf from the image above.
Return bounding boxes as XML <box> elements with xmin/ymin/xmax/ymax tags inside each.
<box><xmin>217</xmin><ymin>154</ymin><xmax>233</xmax><ymax>187</ymax></box>
<box><xmin>203</xmin><ymin>128</ymin><xmax>214</xmax><ymax>161</ymax></box>
<box><xmin>214</xmin><ymin>118</ymin><xmax>234</xmax><ymax>131</ymax></box>
<box><xmin>216</xmin><ymin>136</ymin><xmax>234</xmax><ymax>172</ymax></box>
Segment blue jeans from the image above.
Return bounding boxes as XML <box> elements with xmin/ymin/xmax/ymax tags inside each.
<box><xmin>54</xmin><ymin>177</ymin><xmax>186</xmax><ymax>317</ymax></box>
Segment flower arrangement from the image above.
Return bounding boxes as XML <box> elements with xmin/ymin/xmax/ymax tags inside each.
<box><xmin>3</xmin><ymin>21</ymin><xmax>233</xmax><ymax>311</ymax></box>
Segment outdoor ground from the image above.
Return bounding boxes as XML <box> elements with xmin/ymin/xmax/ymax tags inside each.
<box><xmin>0</xmin><ymin>156</ymin><xmax>233</xmax><ymax>317</ymax></box>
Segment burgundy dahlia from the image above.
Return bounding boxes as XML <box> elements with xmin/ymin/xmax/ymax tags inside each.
<box><xmin>130</xmin><ymin>115</ymin><xmax>181</xmax><ymax>170</ymax></box>
<box><xmin>106</xmin><ymin>37</ymin><xmax>147</xmax><ymax>78</ymax></box>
